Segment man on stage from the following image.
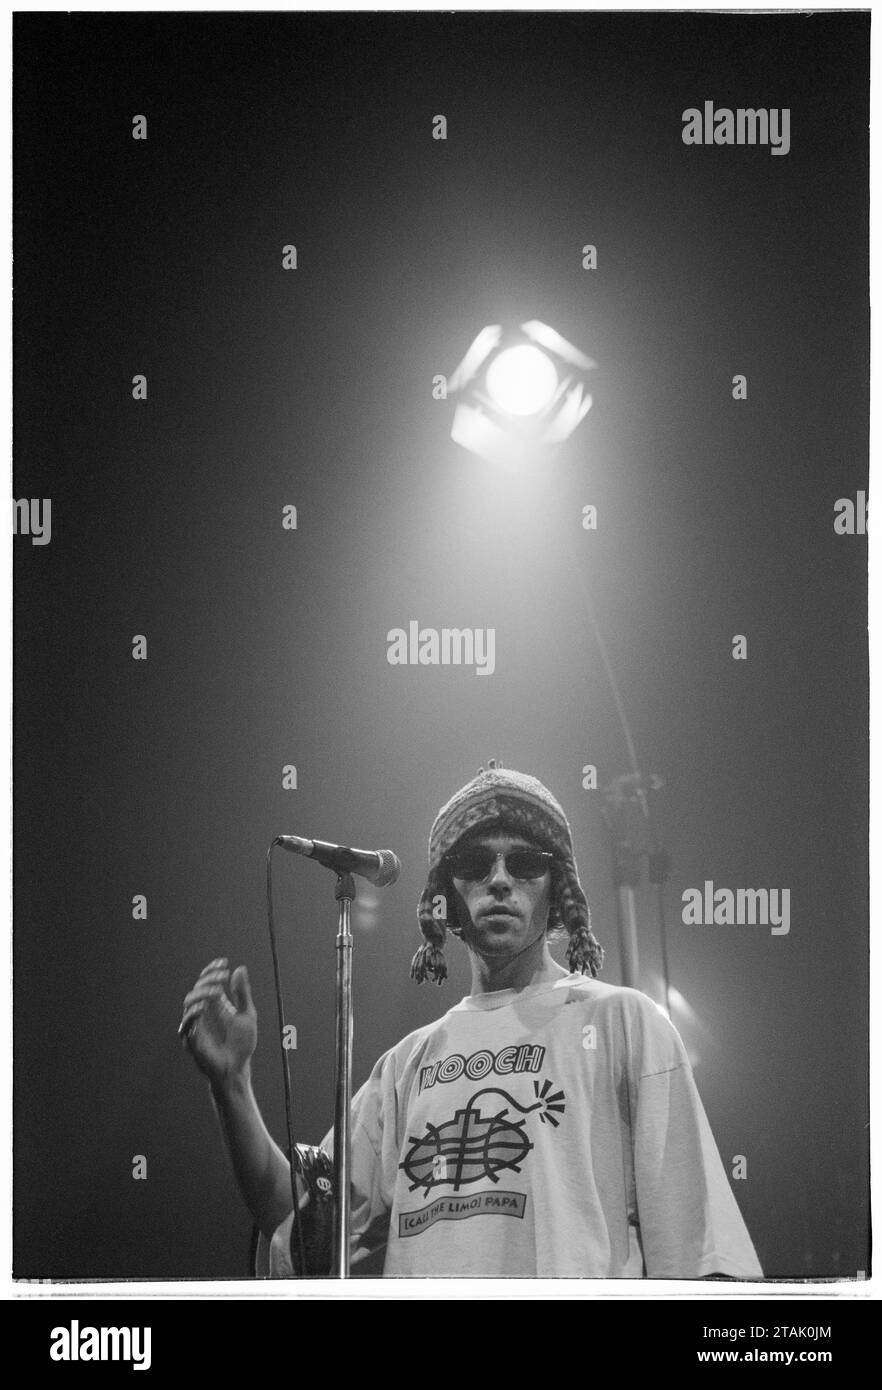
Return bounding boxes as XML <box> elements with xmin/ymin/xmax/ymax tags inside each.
<box><xmin>180</xmin><ymin>762</ymin><xmax>762</xmax><ymax>1278</ymax></box>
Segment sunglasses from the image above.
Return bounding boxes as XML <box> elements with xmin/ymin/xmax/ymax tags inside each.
<box><xmin>446</xmin><ymin>847</ymin><xmax>554</xmax><ymax>883</ymax></box>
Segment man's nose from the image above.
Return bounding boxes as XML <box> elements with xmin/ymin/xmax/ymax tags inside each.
<box><xmin>487</xmin><ymin>854</ymin><xmax>514</xmax><ymax>888</ymax></box>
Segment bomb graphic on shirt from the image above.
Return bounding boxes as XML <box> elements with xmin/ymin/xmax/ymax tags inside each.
<box><xmin>400</xmin><ymin>1078</ymin><xmax>565</xmax><ymax>1196</ymax></box>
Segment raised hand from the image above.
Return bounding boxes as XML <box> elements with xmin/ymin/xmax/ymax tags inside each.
<box><xmin>179</xmin><ymin>958</ymin><xmax>258</xmax><ymax>1086</ymax></box>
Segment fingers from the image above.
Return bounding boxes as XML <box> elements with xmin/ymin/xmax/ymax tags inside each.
<box><xmin>179</xmin><ymin>992</ymin><xmax>232</xmax><ymax>1038</ymax></box>
<box><xmin>229</xmin><ymin>965</ymin><xmax>254</xmax><ymax>1014</ymax></box>
<box><xmin>178</xmin><ymin>991</ymin><xmax>224</xmax><ymax>1038</ymax></box>
<box><xmin>178</xmin><ymin>959</ymin><xmax>252</xmax><ymax>1040</ymax></box>
<box><xmin>181</xmin><ymin>979</ymin><xmax>228</xmax><ymax>1011</ymax></box>
<box><xmin>182</xmin><ymin>961</ymin><xmax>230</xmax><ymax>1005</ymax></box>
<box><xmin>178</xmin><ymin>969</ymin><xmax>232</xmax><ymax>1038</ymax></box>
<box><xmin>178</xmin><ymin>1002</ymin><xmax>207</xmax><ymax>1038</ymax></box>
<box><xmin>197</xmin><ymin>958</ymin><xmax>229</xmax><ymax>982</ymax></box>
<box><xmin>187</xmin><ymin>969</ymin><xmax>230</xmax><ymax>998</ymax></box>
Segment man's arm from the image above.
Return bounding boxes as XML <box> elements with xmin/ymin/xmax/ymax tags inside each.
<box><xmin>180</xmin><ymin>959</ymin><xmax>301</xmax><ymax>1240</ymax></box>
<box><xmin>209</xmin><ymin>1065</ymin><xmax>298</xmax><ymax>1240</ymax></box>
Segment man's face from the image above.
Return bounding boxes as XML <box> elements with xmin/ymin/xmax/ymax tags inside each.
<box><xmin>449</xmin><ymin>832</ymin><xmax>553</xmax><ymax>961</ymax></box>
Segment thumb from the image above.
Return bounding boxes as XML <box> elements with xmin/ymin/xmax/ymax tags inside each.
<box><xmin>230</xmin><ymin>965</ymin><xmax>254</xmax><ymax>1014</ymax></box>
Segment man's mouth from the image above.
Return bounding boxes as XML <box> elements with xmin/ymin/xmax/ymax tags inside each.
<box><xmin>480</xmin><ymin>906</ymin><xmax>518</xmax><ymax>921</ymax></box>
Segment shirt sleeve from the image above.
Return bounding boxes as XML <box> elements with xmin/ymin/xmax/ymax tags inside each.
<box><xmin>628</xmin><ymin>1000</ymin><xmax>763</xmax><ymax>1279</ymax></box>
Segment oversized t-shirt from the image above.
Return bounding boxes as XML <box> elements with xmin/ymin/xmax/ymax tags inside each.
<box><xmin>268</xmin><ymin>974</ymin><xmax>762</xmax><ymax>1278</ymax></box>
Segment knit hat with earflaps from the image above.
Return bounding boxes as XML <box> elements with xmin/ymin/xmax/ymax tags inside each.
<box><xmin>410</xmin><ymin>759</ymin><xmax>603</xmax><ymax>984</ymax></box>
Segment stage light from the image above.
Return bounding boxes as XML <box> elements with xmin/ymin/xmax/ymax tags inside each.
<box><xmin>485</xmin><ymin>345</ymin><xmax>558</xmax><ymax>416</ymax></box>
<box><xmin>448</xmin><ymin>320</ymin><xmax>596</xmax><ymax>465</ymax></box>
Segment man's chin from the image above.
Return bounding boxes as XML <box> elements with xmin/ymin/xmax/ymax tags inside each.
<box><xmin>473</xmin><ymin>923</ymin><xmax>525</xmax><ymax>954</ymax></box>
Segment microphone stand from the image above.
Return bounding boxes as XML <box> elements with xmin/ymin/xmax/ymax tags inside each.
<box><xmin>601</xmin><ymin>773</ymin><xmax>671</xmax><ymax>1009</ymax></box>
<box><xmin>602</xmin><ymin>779</ymin><xmax>642</xmax><ymax>989</ymax></box>
<box><xmin>557</xmin><ymin>527</ymin><xmax>670</xmax><ymax>999</ymax></box>
<box><xmin>332</xmin><ymin>871</ymin><xmax>356</xmax><ymax>1278</ymax></box>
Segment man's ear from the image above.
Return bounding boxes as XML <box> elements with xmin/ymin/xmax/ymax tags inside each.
<box><xmin>545</xmin><ymin>866</ymin><xmax>563</xmax><ymax>934</ymax></box>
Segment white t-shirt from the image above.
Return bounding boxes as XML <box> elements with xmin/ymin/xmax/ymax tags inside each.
<box><xmin>269</xmin><ymin>974</ymin><xmax>762</xmax><ymax>1279</ymax></box>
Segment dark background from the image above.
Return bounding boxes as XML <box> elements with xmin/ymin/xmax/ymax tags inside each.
<box><xmin>13</xmin><ymin>11</ymin><xmax>869</xmax><ymax>1280</ymax></box>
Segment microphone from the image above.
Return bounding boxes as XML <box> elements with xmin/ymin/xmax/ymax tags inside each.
<box><xmin>277</xmin><ymin>835</ymin><xmax>401</xmax><ymax>888</ymax></box>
